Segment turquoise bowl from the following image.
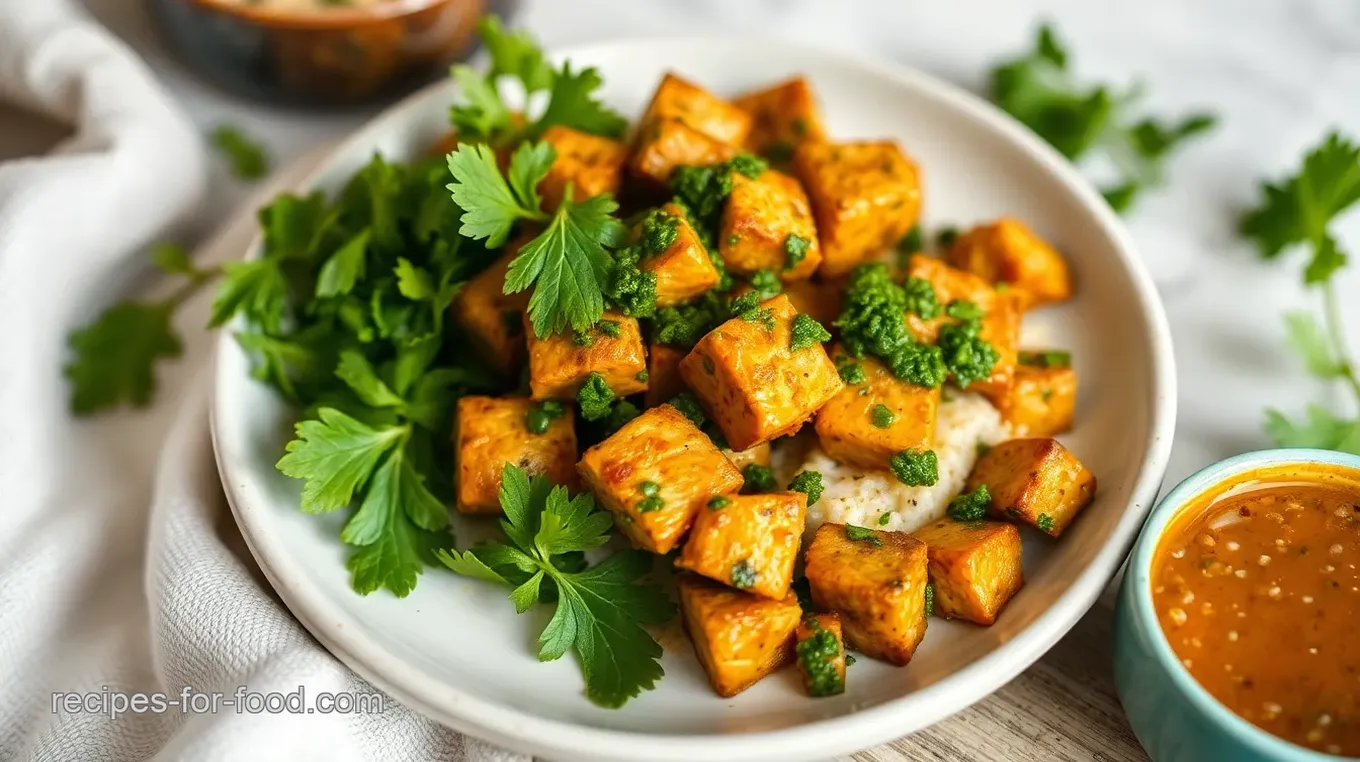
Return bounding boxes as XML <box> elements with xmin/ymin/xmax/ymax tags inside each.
<box><xmin>1113</xmin><ymin>448</ymin><xmax>1360</xmax><ymax>762</ymax></box>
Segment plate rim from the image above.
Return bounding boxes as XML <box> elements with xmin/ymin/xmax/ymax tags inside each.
<box><xmin>211</xmin><ymin>34</ymin><xmax>1178</xmax><ymax>762</ymax></box>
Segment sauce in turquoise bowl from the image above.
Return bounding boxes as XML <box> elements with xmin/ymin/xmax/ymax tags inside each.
<box><xmin>1114</xmin><ymin>449</ymin><xmax>1360</xmax><ymax>762</ymax></box>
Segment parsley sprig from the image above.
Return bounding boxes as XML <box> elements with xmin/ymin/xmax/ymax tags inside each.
<box><xmin>65</xmin><ymin>244</ymin><xmax>215</xmax><ymax>414</ymax></box>
<box><xmin>63</xmin><ymin>17</ymin><xmax>632</xmax><ymax>603</ymax></box>
<box><xmin>449</xmin><ymin>16</ymin><xmax>627</xmax><ymax>145</ymax></box>
<box><xmin>67</xmin><ymin>149</ymin><xmax>496</xmax><ymax>596</ymax></box>
<box><xmin>279</xmin><ymin>408</ymin><xmax>450</xmax><ymax>596</ymax></box>
<box><xmin>990</xmin><ymin>24</ymin><xmax>1216</xmax><ymax>212</ymax></box>
<box><xmin>1242</xmin><ymin>132</ymin><xmax>1360</xmax><ymax>452</ymax></box>
<box><xmin>437</xmin><ymin>465</ymin><xmax>675</xmax><ymax>708</ymax></box>
<box><xmin>447</xmin><ymin>141</ymin><xmax>626</xmax><ymax>338</ymax></box>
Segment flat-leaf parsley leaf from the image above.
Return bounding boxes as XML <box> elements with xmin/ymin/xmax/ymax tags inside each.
<box><xmin>437</xmin><ymin>465</ymin><xmax>675</xmax><ymax>708</ymax></box>
<box><xmin>448</xmin><ymin>141</ymin><xmax>625</xmax><ymax>337</ymax></box>
<box><xmin>990</xmin><ymin>23</ymin><xmax>1216</xmax><ymax>213</ymax></box>
<box><xmin>210</xmin><ymin>124</ymin><xmax>270</xmax><ymax>180</ymax></box>
<box><xmin>1242</xmin><ymin>132</ymin><xmax>1360</xmax><ymax>450</ymax></box>
<box><xmin>844</xmin><ymin>525</ymin><xmax>882</xmax><ymax>546</ymax></box>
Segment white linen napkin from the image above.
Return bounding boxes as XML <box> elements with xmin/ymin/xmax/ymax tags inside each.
<box><xmin>0</xmin><ymin>2</ymin><xmax>523</xmax><ymax>760</ymax></box>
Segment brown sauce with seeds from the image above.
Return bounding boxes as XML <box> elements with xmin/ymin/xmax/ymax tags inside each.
<box><xmin>1153</xmin><ymin>466</ymin><xmax>1360</xmax><ymax>756</ymax></box>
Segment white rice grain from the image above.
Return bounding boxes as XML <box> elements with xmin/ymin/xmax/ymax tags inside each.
<box><xmin>802</xmin><ymin>392</ymin><xmax>1009</xmax><ymax>534</ymax></box>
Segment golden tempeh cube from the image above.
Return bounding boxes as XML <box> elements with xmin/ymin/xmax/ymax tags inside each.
<box><xmin>537</xmin><ymin>126</ymin><xmax>628</xmax><ymax>211</ymax></box>
<box><xmin>726</xmin><ymin>278</ymin><xmax>840</xmax><ymax>328</ymax></box>
<box><xmin>804</xmin><ymin>523</ymin><xmax>929</xmax><ymax>665</ymax></box>
<box><xmin>577</xmin><ymin>405</ymin><xmax>743</xmax><ymax>553</ymax></box>
<box><xmin>454</xmin><ymin>396</ymin><xmax>578</xmax><ymax>514</ymax></box>
<box><xmin>678</xmin><ymin>295</ymin><xmax>843</xmax><ymax>451</ymax></box>
<box><xmin>1003</xmin><ymin>361</ymin><xmax>1077</xmax><ymax>437</ymax></box>
<box><xmin>906</xmin><ymin>254</ymin><xmax>1021</xmax><ymax>404</ymax></box>
<box><xmin>966</xmin><ymin>438</ymin><xmax>1097</xmax><ymax>537</ymax></box>
<box><xmin>638</xmin><ymin>203</ymin><xmax>722</xmax><ymax>307</ymax></box>
<box><xmin>794</xmin><ymin>612</ymin><xmax>847</xmax><ymax>697</ymax></box>
<box><xmin>639</xmin><ymin>72</ymin><xmax>752</xmax><ymax>147</ymax></box>
<box><xmin>630</xmin><ymin>118</ymin><xmax>741</xmax><ymax>185</ymax></box>
<box><xmin>644</xmin><ymin>343</ymin><xmax>687</xmax><ymax>408</ymax></box>
<box><xmin>946</xmin><ymin>218</ymin><xmax>1073</xmax><ymax>310</ymax></box>
<box><xmin>678</xmin><ymin>575</ymin><xmax>802</xmax><ymax>697</ymax></box>
<box><xmin>912</xmin><ymin>519</ymin><xmax>1024</xmax><ymax>625</ymax></box>
<box><xmin>676</xmin><ymin>491</ymin><xmax>806</xmax><ymax>600</ymax></box>
<box><xmin>718</xmin><ymin>169</ymin><xmax>822</xmax><ymax>280</ymax></box>
<box><xmin>451</xmin><ymin>247</ymin><xmax>530</xmax><ymax>378</ymax></box>
<box><xmin>781</xmin><ymin>278</ymin><xmax>842</xmax><ymax>328</ymax></box>
<box><xmin>523</xmin><ymin>312</ymin><xmax>648</xmax><ymax>401</ymax></box>
<box><xmin>814</xmin><ymin>347</ymin><xmax>941</xmax><ymax>470</ymax></box>
<box><xmin>794</xmin><ymin>140</ymin><xmax>922</xmax><ymax>278</ymax></box>
<box><xmin>735</xmin><ymin>76</ymin><xmax>828</xmax><ymax>161</ymax></box>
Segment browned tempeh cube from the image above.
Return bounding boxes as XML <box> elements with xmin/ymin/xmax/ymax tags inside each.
<box><xmin>679</xmin><ymin>295</ymin><xmax>843</xmax><ymax>451</ymax></box>
<box><xmin>794</xmin><ymin>140</ymin><xmax>922</xmax><ymax>278</ymax></box>
<box><xmin>966</xmin><ymin>438</ymin><xmax>1096</xmax><ymax>537</ymax></box>
<box><xmin>804</xmin><ymin>523</ymin><xmax>929</xmax><ymax>665</ymax></box>
<box><xmin>1002</xmin><ymin>358</ymin><xmax>1077</xmax><ymax>437</ymax></box>
<box><xmin>906</xmin><ymin>254</ymin><xmax>1022</xmax><ymax>405</ymax></box>
<box><xmin>639</xmin><ymin>72</ymin><xmax>752</xmax><ymax>146</ymax></box>
<box><xmin>912</xmin><ymin>519</ymin><xmax>1024</xmax><ymax>625</ymax></box>
<box><xmin>523</xmin><ymin>312</ymin><xmax>648</xmax><ymax>401</ymax></box>
<box><xmin>946</xmin><ymin>218</ymin><xmax>1073</xmax><ymax>310</ymax></box>
<box><xmin>577</xmin><ymin>405</ymin><xmax>743</xmax><ymax>553</ymax></box>
<box><xmin>735</xmin><ymin>77</ymin><xmax>828</xmax><ymax>161</ymax></box>
<box><xmin>451</xmin><ymin>246</ymin><xmax>531</xmax><ymax>378</ymax></box>
<box><xmin>718</xmin><ymin>169</ymin><xmax>822</xmax><ymax>281</ymax></box>
<box><xmin>815</xmin><ymin>347</ymin><xmax>941</xmax><ymax>470</ymax></box>
<box><xmin>676</xmin><ymin>491</ymin><xmax>806</xmax><ymax>600</ymax></box>
<box><xmin>678</xmin><ymin>575</ymin><xmax>801</xmax><ymax>697</ymax></box>
<box><xmin>537</xmin><ymin>125</ymin><xmax>628</xmax><ymax>211</ymax></box>
<box><xmin>454</xmin><ymin>396</ymin><xmax>578</xmax><ymax>514</ymax></box>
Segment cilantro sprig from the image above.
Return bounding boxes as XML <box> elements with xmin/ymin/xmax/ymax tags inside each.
<box><xmin>1242</xmin><ymin>132</ymin><xmax>1360</xmax><ymax>452</ymax></box>
<box><xmin>437</xmin><ymin>465</ymin><xmax>675</xmax><ymax>708</ymax></box>
<box><xmin>990</xmin><ymin>24</ymin><xmax>1216</xmax><ymax>212</ymax></box>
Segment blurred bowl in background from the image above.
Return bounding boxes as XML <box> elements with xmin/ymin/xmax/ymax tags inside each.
<box><xmin>149</xmin><ymin>0</ymin><xmax>487</xmax><ymax>106</ymax></box>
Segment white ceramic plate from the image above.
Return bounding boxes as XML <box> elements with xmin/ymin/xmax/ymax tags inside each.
<box><xmin>212</xmin><ymin>37</ymin><xmax>1176</xmax><ymax>762</ymax></box>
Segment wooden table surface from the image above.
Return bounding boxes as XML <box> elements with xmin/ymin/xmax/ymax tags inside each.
<box><xmin>848</xmin><ymin>601</ymin><xmax>1148</xmax><ymax>762</ymax></box>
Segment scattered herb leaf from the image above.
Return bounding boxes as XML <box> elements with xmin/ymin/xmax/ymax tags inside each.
<box><xmin>787</xmin><ymin>470</ymin><xmax>824</xmax><ymax>506</ymax></box>
<box><xmin>990</xmin><ymin>23</ymin><xmax>1216</xmax><ymax>213</ymax></box>
<box><xmin>844</xmin><ymin>525</ymin><xmax>882</xmax><ymax>546</ymax></box>
<box><xmin>437</xmin><ymin>465</ymin><xmax>674</xmax><ymax>707</ymax></box>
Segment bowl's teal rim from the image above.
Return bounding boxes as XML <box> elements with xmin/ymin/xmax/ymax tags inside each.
<box><xmin>1128</xmin><ymin>448</ymin><xmax>1360</xmax><ymax>761</ymax></box>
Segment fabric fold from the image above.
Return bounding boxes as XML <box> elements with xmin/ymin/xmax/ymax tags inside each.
<box><xmin>0</xmin><ymin>2</ymin><xmax>521</xmax><ymax>756</ymax></box>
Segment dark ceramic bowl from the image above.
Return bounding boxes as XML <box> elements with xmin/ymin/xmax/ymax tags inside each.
<box><xmin>150</xmin><ymin>0</ymin><xmax>487</xmax><ymax>106</ymax></box>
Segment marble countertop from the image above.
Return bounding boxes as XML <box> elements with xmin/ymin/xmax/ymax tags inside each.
<box><xmin>23</xmin><ymin>0</ymin><xmax>1360</xmax><ymax>758</ymax></box>
<box><xmin>73</xmin><ymin>0</ymin><xmax>1360</xmax><ymax>494</ymax></box>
